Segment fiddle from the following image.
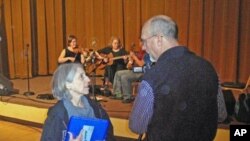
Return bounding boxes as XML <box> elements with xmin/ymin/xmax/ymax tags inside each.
<box><xmin>72</xmin><ymin>45</ymin><xmax>83</xmax><ymax>54</ymax></box>
<box><xmin>72</xmin><ymin>46</ymin><xmax>91</xmax><ymax>59</ymax></box>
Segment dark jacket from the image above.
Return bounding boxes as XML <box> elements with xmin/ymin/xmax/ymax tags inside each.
<box><xmin>41</xmin><ymin>96</ymin><xmax>115</xmax><ymax>141</ymax></box>
<box><xmin>143</xmin><ymin>46</ymin><xmax>218</xmax><ymax>141</ymax></box>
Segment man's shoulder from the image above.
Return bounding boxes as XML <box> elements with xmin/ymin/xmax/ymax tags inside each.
<box><xmin>192</xmin><ymin>55</ymin><xmax>215</xmax><ymax>70</ymax></box>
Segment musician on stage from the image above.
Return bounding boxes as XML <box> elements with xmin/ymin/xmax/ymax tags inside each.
<box><xmin>58</xmin><ymin>35</ymin><xmax>85</xmax><ymax>65</ymax></box>
<box><xmin>95</xmin><ymin>36</ymin><xmax>128</xmax><ymax>86</ymax></box>
<box><xmin>111</xmin><ymin>50</ymin><xmax>148</xmax><ymax>102</ymax></box>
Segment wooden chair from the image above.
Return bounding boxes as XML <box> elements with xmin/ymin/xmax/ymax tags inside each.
<box><xmin>221</xmin><ymin>75</ymin><xmax>250</xmax><ymax>94</ymax></box>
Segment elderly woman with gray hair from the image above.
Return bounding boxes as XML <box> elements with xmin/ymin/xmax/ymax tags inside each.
<box><xmin>41</xmin><ymin>63</ymin><xmax>115</xmax><ymax>141</ymax></box>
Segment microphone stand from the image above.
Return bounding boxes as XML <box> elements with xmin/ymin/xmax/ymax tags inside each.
<box><xmin>89</xmin><ymin>53</ymin><xmax>107</xmax><ymax>102</ymax></box>
<box><xmin>23</xmin><ymin>44</ymin><xmax>35</xmax><ymax>96</ymax></box>
<box><xmin>90</xmin><ymin>54</ymin><xmax>98</xmax><ymax>101</ymax></box>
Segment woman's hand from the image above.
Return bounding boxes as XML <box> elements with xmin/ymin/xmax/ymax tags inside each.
<box><xmin>123</xmin><ymin>55</ymin><xmax>128</xmax><ymax>60</ymax></box>
<box><xmin>103</xmin><ymin>57</ymin><xmax>109</xmax><ymax>63</ymax></box>
<box><xmin>68</xmin><ymin>130</ymin><xmax>84</xmax><ymax>141</ymax></box>
<box><xmin>68</xmin><ymin>57</ymin><xmax>75</xmax><ymax>62</ymax></box>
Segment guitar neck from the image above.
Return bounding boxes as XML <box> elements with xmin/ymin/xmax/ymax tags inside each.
<box><xmin>112</xmin><ymin>55</ymin><xmax>127</xmax><ymax>60</ymax></box>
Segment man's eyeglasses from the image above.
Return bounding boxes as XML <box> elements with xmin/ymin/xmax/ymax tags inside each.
<box><xmin>140</xmin><ymin>35</ymin><xmax>156</xmax><ymax>46</ymax></box>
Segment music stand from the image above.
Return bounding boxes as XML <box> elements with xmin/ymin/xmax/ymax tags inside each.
<box><xmin>23</xmin><ymin>44</ymin><xmax>35</xmax><ymax>96</ymax></box>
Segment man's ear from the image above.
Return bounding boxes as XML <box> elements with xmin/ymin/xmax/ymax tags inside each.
<box><xmin>65</xmin><ymin>82</ymin><xmax>72</xmax><ymax>90</ymax></box>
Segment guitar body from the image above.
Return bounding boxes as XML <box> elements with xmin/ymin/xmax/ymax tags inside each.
<box><xmin>84</xmin><ymin>51</ymin><xmax>104</xmax><ymax>74</ymax></box>
<box><xmin>85</xmin><ymin>57</ymin><xmax>105</xmax><ymax>74</ymax></box>
<box><xmin>105</xmin><ymin>53</ymin><xmax>115</xmax><ymax>66</ymax></box>
<box><xmin>84</xmin><ymin>53</ymin><xmax>113</xmax><ymax>73</ymax></box>
<box><xmin>97</xmin><ymin>53</ymin><xmax>127</xmax><ymax>70</ymax></box>
<box><xmin>97</xmin><ymin>53</ymin><xmax>114</xmax><ymax>70</ymax></box>
<box><xmin>87</xmin><ymin>46</ymin><xmax>132</xmax><ymax>72</ymax></box>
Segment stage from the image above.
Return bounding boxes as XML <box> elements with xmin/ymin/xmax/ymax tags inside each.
<box><xmin>0</xmin><ymin>76</ymin><xmax>233</xmax><ymax>140</ymax></box>
<box><xmin>0</xmin><ymin>76</ymin><xmax>138</xmax><ymax>139</ymax></box>
<box><xmin>1</xmin><ymin>76</ymin><xmax>133</xmax><ymax>117</ymax></box>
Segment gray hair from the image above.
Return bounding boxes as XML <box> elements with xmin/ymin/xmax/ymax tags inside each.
<box><xmin>51</xmin><ymin>63</ymin><xmax>83</xmax><ymax>100</ymax></box>
<box><xmin>149</xmin><ymin>15</ymin><xmax>178</xmax><ymax>40</ymax></box>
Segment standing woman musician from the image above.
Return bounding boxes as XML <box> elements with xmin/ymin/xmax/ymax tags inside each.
<box><xmin>95</xmin><ymin>36</ymin><xmax>128</xmax><ymax>85</ymax></box>
<box><xmin>58</xmin><ymin>35</ymin><xmax>85</xmax><ymax>64</ymax></box>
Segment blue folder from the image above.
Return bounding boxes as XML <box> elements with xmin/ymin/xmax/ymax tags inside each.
<box><xmin>65</xmin><ymin>116</ymin><xmax>109</xmax><ymax>141</ymax></box>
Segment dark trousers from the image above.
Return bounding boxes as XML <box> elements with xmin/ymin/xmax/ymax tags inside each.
<box><xmin>104</xmin><ymin>64</ymin><xmax>125</xmax><ymax>84</ymax></box>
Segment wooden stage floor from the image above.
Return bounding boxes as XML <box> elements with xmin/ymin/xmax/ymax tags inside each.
<box><xmin>0</xmin><ymin>76</ymin><xmax>242</xmax><ymax>141</ymax></box>
<box><xmin>1</xmin><ymin>76</ymin><xmax>133</xmax><ymax>119</ymax></box>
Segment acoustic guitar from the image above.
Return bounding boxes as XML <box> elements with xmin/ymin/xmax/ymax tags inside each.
<box><xmin>86</xmin><ymin>44</ymin><xmax>136</xmax><ymax>73</ymax></box>
<box><xmin>97</xmin><ymin>43</ymin><xmax>136</xmax><ymax>70</ymax></box>
<box><xmin>96</xmin><ymin>53</ymin><xmax>129</xmax><ymax>70</ymax></box>
<box><xmin>84</xmin><ymin>51</ymin><xmax>128</xmax><ymax>73</ymax></box>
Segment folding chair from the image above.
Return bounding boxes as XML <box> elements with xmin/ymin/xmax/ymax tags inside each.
<box><xmin>221</xmin><ymin>75</ymin><xmax>250</xmax><ymax>94</ymax></box>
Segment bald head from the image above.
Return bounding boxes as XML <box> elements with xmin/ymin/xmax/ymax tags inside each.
<box><xmin>141</xmin><ymin>15</ymin><xmax>179</xmax><ymax>61</ymax></box>
<box><xmin>142</xmin><ymin>15</ymin><xmax>178</xmax><ymax>40</ymax></box>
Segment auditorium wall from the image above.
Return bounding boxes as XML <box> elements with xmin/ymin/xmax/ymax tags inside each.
<box><xmin>0</xmin><ymin>0</ymin><xmax>249</xmax><ymax>83</ymax></box>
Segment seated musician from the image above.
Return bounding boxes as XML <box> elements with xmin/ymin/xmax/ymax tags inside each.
<box><xmin>95</xmin><ymin>36</ymin><xmax>128</xmax><ymax>86</ymax></box>
<box><xmin>58</xmin><ymin>35</ymin><xmax>85</xmax><ymax>65</ymax></box>
<box><xmin>111</xmin><ymin>50</ymin><xmax>151</xmax><ymax>103</ymax></box>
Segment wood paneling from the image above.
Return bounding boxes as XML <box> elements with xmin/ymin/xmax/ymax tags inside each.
<box><xmin>238</xmin><ymin>0</ymin><xmax>250</xmax><ymax>82</ymax></box>
<box><xmin>188</xmin><ymin>0</ymin><xmax>203</xmax><ymax>55</ymax></box>
<box><xmin>175</xmin><ymin>0</ymin><xmax>190</xmax><ymax>46</ymax></box>
<box><xmin>203</xmin><ymin>0</ymin><xmax>215</xmax><ymax>63</ymax></box>
<box><xmin>83</xmin><ymin>0</ymin><xmax>94</xmax><ymax>48</ymax></box>
<box><xmin>123</xmin><ymin>0</ymin><xmax>141</xmax><ymax>50</ymax></box>
<box><xmin>164</xmin><ymin>0</ymin><xmax>177</xmax><ymax>19</ymax></box>
<box><xmin>110</xmin><ymin>0</ymin><xmax>124</xmax><ymax>44</ymax></box>
<box><xmin>75</xmin><ymin>0</ymin><xmax>85</xmax><ymax>47</ymax></box>
<box><xmin>65</xmin><ymin>0</ymin><xmax>77</xmax><ymax>36</ymax></box>
<box><xmin>45</xmin><ymin>0</ymin><xmax>56</xmax><ymax>74</ymax></box>
<box><xmin>22</xmin><ymin>0</ymin><xmax>32</xmax><ymax>78</ymax></box>
<box><xmin>36</xmin><ymin>0</ymin><xmax>48</xmax><ymax>75</ymax></box>
<box><xmin>211</xmin><ymin>0</ymin><xmax>240</xmax><ymax>81</ymax></box>
<box><xmin>54</xmin><ymin>0</ymin><xmax>64</xmax><ymax>67</ymax></box>
<box><xmin>11</xmin><ymin>0</ymin><xmax>25</xmax><ymax>78</ymax></box>
<box><xmin>2</xmin><ymin>0</ymin><xmax>250</xmax><ymax>83</ymax></box>
<box><xmin>3</xmin><ymin>0</ymin><xmax>15</xmax><ymax>78</ymax></box>
<box><xmin>147</xmin><ymin>0</ymin><xmax>165</xmax><ymax>17</ymax></box>
<box><xmin>93</xmin><ymin>0</ymin><xmax>105</xmax><ymax>49</ymax></box>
